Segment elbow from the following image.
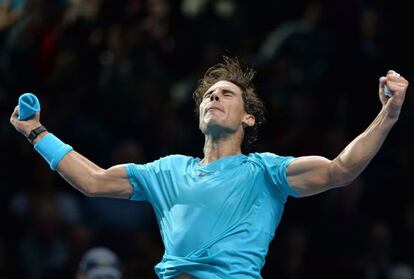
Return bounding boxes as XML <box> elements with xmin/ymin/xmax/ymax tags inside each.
<box><xmin>333</xmin><ymin>168</ymin><xmax>355</xmax><ymax>187</ymax></box>
<box><xmin>83</xmin><ymin>189</ymin><xmax>97</xmax><ymax>197</ymax></box>
<box><xmin>84</xmin><ymin>169</ymin><xmax>106</xmax><ymax>197</ymax></box>
<box><xmin>335</xmin><ymin>178</ymin><xmax>354</xmax><ymax>188</ymax></box>
<box><xmin>83</xmin><ymin>191</ymin><xmax>95</xmax><ymax>198</ymax></box>
<box><xmin>328</xmin><ymin>161</ymin><xmax>356</xmax><ymax>188</ymax></box>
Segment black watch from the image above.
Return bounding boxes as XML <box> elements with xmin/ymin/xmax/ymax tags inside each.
<box><xmin>27</xmin><ymin>125</ymin><xmax>47</xmax><ymax>144</ymax></box>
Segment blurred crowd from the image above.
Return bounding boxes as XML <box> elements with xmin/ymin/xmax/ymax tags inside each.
<box><xmin>0</xmin><ymin>0</ymin><xmax>413</xmax><ymax>278</ymax></box>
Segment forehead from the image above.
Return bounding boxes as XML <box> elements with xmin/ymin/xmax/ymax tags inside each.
<box><xmin>205</xmin><ymin>80</ymin><xmax>242</xmax><ymax>95</ymax></box>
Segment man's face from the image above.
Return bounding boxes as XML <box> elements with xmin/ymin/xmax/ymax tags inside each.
<box><xmin>199</xmin><ymin>80</ymin><xmax>254</xmax><ymax>136</ymax></box>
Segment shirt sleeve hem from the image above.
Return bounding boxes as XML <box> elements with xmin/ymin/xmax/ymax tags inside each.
<box><xmin>124</xmin><ymin>163</ymin><xmax>144</xmax><ymax>201</ymax></box>
<box><xmin>283</xmin><ymin>157</ymin><xmax>303</xmax><ymax>198</ymax></box>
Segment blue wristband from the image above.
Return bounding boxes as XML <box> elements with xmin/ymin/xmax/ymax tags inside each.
<box><xmin>34</xmin><ymin>133</ymin><xmax>73</xmax><ymax>170</ymax></box>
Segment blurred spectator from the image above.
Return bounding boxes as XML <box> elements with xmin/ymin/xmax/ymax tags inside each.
<box><xmin>359</xmin><ymin>222</ymin><xmax>392</xmax><ymax>279</ymax></box>
<box><xmin>67</xmin><ymin>224</ymin><xmax>97</xmax><ymax>277</ymax></box>
<box><xmin>9</xmin><ymin>156</ymin><xmax>82</xmax><ymax>226</ymax></box>
<box><xmin>255</xmin><ymin>0</ymin><xmax>334</xmax><ymax>153</ymax></box>
<box><xmin>17</xmin><ymin>195</ymin><xmax>69</xmax><ymax>279</ymax></box>
<box><xmin>0</xmin><ymin>0</ymin><xmax>26</xmax><ymax>31</ymax></box>
<box><xmin>389</xmin><ymin>264</ymin><xmax>414</xmax><ymax>279</ymax></box>
<box><xmin>77</xmin><ymin>246</ymin><xmax>122</xmax><ymax>279</ymax></box>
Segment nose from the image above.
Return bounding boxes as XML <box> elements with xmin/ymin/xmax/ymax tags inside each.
<box><xmin>210</xmin><ymin>92</ymin><xmax>220</xmax><ymax>101</ymax></box>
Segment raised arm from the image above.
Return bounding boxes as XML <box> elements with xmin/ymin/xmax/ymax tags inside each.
<box><xmin>286</xmin><ymin>70</ymin><xmax>409</xmax><ymax>197</ymax></box>
<box><xmin>10</xmin><ymin>107</ymin><xmax>133</xmax><ymax>199</ymax></box>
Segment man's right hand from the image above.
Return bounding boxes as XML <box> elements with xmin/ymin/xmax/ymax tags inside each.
<box><xmin>10</xmin><ymin>105</ymin><xmax>43</xmax><ymax>138</ymax></box>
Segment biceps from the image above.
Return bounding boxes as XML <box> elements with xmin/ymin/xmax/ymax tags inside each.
<box><xmin>92</xmin><ymin>165</ymin><xmax>134</xmax><ymax>198</ymax></box>
<box><xmin>286</xmin><ymin>156</ymin><xmax>337</xmax><ymax>196</ymax></box>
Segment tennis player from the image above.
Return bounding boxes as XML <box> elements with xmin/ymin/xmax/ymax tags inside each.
<box><xmin>10</xmin><ymin>57</ymin><xmax>409</xmax><ymax>278</ymax></box>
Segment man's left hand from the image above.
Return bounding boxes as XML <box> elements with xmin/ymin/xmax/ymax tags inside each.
<box><xmin>379</xmin><ymin>70</ymin><xmax>409</xmax><ymax>119</ymax></box>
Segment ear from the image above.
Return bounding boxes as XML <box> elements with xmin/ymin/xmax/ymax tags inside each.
<box><xmin>242</xmin><ymin>114</ymin><xmax>255</xmax><ymax>128</ymax></box>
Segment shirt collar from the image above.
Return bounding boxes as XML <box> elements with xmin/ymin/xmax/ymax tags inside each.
<box><xmin>195</xmin><ymin>154</ymin><xmax>248</xmax><ymax>174</ymax></box>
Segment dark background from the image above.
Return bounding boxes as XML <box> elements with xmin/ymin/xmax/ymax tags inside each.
<box><xmin>0</xmin><ymin>0</ymin><xmax>413</xmax><ymax>278</ymax></box>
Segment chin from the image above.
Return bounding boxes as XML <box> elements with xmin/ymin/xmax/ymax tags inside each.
<box><xmin>201</xmin><ymin>121</ymin><xmax>222</xmax><ymax>134</ymax></box>
<box><xmin>202</xmin><ymin>121</ymin><xmax>237</xmax><ymax>137</ymax></box>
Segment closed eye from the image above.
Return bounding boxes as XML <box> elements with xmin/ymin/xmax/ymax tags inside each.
<box><xmin>203</xmin><ymin>89</ymin><xmax>235</xmax><ymax>99</ymax></box>
<box><xmin>223</xmin><ymin>90</ymin><xmax>235</xmax><ymax>97</ymax></box>
<box><xmin>203</xmin><ymin>91</ymin><xmax>212</xmax><ymax>99</ymax></box>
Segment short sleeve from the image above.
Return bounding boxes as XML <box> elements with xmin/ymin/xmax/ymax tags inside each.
<box><xmin>252</xmin><ymin>152</ymin><xmax>300</xmax><ymax>198</ymax></box>
<box><xmin>124</xmin><ymin>155</ymin><xmax>192</xmax><ymax>208</ymax></box>
<box><xmin>125</xmin><ymin>160</ymin><xmax>161</xmax><ymax>202</ymax></box>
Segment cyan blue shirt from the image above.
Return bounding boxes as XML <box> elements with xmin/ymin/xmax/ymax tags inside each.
<box><xmin>125</xmin><ymin>152</ymin><xmax>299</xmax><ymax>278</ymax></box>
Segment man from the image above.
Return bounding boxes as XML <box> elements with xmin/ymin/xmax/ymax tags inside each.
<box><xmin>10</xmin><ymin>57</ymin><xmax>409</xmax><ymax>278</ymax></box>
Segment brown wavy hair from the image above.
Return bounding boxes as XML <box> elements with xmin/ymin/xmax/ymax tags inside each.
<box><xmin>193</xmin><ymin>56</ymin><xmax>266</xmax><ymax>151</ymax></box>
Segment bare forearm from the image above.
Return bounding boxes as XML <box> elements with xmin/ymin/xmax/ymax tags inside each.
<box><xmin>32</xmin><ymin>130</ymin><xmax>102</xmax><ymax>195</ymax></box>
<box><xmin>331</xmin><ymin>107</ymin><xmax>397</xmax><ymax>184</ymax></box>
<box><xmin>56</xmin><ymin>150</ymin><xmax>103</xmax><ymax>196</ymax></box>
<box><xmin>32</xmin><ymin>129</ymin><xmax>132</xmax><ymax>197</ymax></box>
<box><xmin>56</xmin><ymin>150</ymin><xmax>132</xmax><ymax>198</ymax></box>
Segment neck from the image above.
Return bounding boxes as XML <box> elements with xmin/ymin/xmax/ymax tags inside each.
<box><xmin>201</xmin><ymin>133</ymin><xmax>243</xmax><ymax>165</ymax></box>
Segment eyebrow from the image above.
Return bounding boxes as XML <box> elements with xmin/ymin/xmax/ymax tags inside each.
<box><xmin>203</xmin><ymin>88</ymin><xmax>236</xmax><ymax>97</ymax></box>
<box><xmin>203</xmin><ymin>90</ymin><xmax>213</xmax><ymax>97</ymax></box>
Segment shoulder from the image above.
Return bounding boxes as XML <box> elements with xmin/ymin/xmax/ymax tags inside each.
<box><xmin>147</xmin><ymin>154</ymin><xmax>198</xmax><ymax>170</ymax></box>
<box><xmin>247</xmin><ymin>152</ymin><xmax>295</xmax><ymax>167</ymax></box>
<box><xmin>158</xmin><ymin>154</ymin><xmax>198</xmax><ymax>164</ymax></box>
<box><xmin>126</xmin><ymin>154</ymin><xmax>197</xmax><ymax>176</ymax></box>
<box><xmin>247</xmin><ymin>152</ymin><xmax>299</xmax><ymax>197</ymax></box>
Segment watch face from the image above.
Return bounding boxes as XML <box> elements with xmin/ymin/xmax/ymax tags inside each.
<box><xmin>29</xmin><ymin>131</ymin><xmax>37</xmax><ymax>141</ymax></box>
<box><xmin>28</xmin><ymin>126</ymin><xmax>46</xmax><ymax>143</ymax></box>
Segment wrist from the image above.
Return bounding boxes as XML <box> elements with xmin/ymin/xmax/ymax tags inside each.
<box><xmin>23</xmin><ymin>122</ymin><xmax>43</xmax><ymax>137</ymax></box>
<box><xmin>34</xmin><ymin>133</ymin><xmax>73</xmax><ymax>170</ymax></box>
<box><xmin>27</xmin><ymin>125</ymin><xmax>48</xmax><ymax>145</ymax></box>
<box><xmin>32</xmin><ymin>130</ymin><xmax>49</xmax><ymax>145</ymax></box>
<box><xmin>381</xmin><ymin>106</ymin><xmax>400</xmax><ymax>124</ymax></box>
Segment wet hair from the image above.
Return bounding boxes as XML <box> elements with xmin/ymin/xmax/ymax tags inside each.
<box><xmin>193</xmin><ymin>56</ymin><xmax>266</xmax><ymax>151</ymax></box>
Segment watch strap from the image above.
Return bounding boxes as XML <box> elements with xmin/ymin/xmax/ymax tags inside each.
<box><xmin>27</xmin><ymin>125</ymin><xmax>47</xmax><ymax>144</ymax></box>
